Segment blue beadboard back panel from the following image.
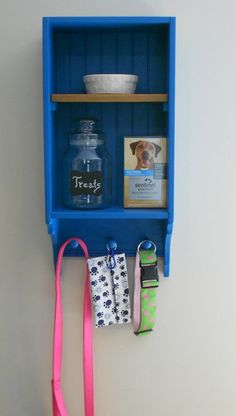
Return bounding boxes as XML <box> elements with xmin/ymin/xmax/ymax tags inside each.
<box><xmin>43</xmin><ymin>17</ymin><xmax>175</xmax><ymax>276</ymax></box>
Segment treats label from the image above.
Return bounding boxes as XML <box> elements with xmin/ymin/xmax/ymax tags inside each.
<box><xmin>70</xmin><ymin>171</ymin><xmax>102</xmax><ymax>196</ymax></box>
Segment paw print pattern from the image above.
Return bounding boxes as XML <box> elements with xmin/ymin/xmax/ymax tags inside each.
<box><xmin>103</xmin><ymin>290</ymin><xmax>109</xmax><ymax>298</ymax></box>
<box><xmin>117</xmin><ymin>256</ymin><xmax>125</xmax><ymax>264</ymax></box>
<box><xmin>104</xmin><ymin>300</ymin><xmax>112</xmax><ymax>308</ymax></box>
<box><xmin>88</xmin><ymin>252</ymin><xmax>130</xmax><ymax>328</ymax></box>
<box><xmin>124</xmin><ymin>288</ymin><xmax>129</xmax><ymax>297</ymax></box>
<box><xmin>90</xmin><ymin>267</ymin><xmax>99</xmax><ymax>276</ymax></box>
<box><xmin>93</xmin><ymin>295</ymin><xmax>100</xmax><ymax>303</ymax></box>
<box><xmin>112</xmin><ymin>306</ymin><xmax>117</xmax><ymax>314</ymax></box>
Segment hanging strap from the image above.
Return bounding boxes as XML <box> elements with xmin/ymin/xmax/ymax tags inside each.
<box><xmin>133</xmin><ymin>246</ymin><xmax>159</xmax><ymax>335</ymax></box>
<box><xmin>52</xmin><ymin>237</ymin><xmax>94</xmax><ymax>416</ymax></box>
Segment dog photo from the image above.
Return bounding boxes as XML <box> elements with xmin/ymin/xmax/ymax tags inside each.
<box><xmin>124</xmin><ymin>137</ymin><xmax>167</xmax><ymax>208</ymax></box>
<box><xmin>129</xmin><ymin>140</ymin><xmax>162</xmax><ymax>170</ymax></box>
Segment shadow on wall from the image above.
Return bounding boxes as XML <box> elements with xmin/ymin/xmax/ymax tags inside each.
<box><xmin>0</xmin><ymin>36</ymin><xmax>53</xmax><ymax>414</ymax></box>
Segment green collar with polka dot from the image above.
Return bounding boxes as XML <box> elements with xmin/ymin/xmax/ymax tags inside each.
<box><xmin>134</xmin><ymin>248</ymin><xmax>159</xmax><ymax>336</ymax></box>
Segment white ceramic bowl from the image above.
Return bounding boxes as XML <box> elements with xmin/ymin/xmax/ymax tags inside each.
<box><xmin>83</xmin><ymin>74</ymin><xmax>138</xmax><ymax>94</ymax></box>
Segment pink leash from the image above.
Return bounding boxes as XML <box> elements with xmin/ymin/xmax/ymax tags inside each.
<box><xmin>52</xmin><ymin>237</ymin><xmax>94</xmax><ymax>416</ymax></box>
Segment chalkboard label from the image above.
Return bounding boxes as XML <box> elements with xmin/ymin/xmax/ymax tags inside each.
<box><xmin>70</xmin><ymin>171</ymin><xmax>102</xmax><ymax>196</ymax></box>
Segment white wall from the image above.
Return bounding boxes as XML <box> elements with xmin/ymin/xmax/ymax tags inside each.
<box><xmin>0</xmin><ymin>1</ymin><xmax>236</xmax><ymax>415</ymax></box>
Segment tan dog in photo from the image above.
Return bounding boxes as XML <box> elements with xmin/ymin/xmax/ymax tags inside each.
<box><xmin>130</xmin><ymin>140</ymin><xmax>161</xmax><ymax>169</ymax></box>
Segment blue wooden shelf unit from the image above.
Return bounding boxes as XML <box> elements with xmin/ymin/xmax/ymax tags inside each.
<box><xmin>43</xmin><ymin>16</ymin><xmax>175</xmax><ymax>276</ymax></box>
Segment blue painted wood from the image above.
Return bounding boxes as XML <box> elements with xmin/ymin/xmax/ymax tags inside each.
<box><xmin>164</xmin><ymin>17</ymin><xmax>176</xmax><ymax>276</ymax></box>
<box><xmin>51</xmin><ymin>207</ymin><xmax>168</xmax><ymax>220</ymax></box>
<box><xmin>57</xmin><ymin>218</ymin><xmax>167</xmax><ymax>258</ymax></box>
<box><xmin>44</xmin><ymin>16</ymin><xmax>172</xmax><ymax>30</ymax></box>
<box><xmin>43</xmin><ymin>18</ymin><xmax>54</xmax><ymax>225</ymax></box>
<box><xmin>43</xmin><ymin>17</ymin><xmax>175</xmax><ymax>276</ymax></box>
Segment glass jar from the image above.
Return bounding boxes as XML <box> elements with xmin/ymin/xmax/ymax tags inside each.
<box><xmin>62</xmin><ymin>119</ymin><xmax>112</xmax><ymax>209</ymax></box>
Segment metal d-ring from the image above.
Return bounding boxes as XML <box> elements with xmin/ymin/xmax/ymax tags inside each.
<box><xmin>137</xmin><ymin>240</ymin><xmax>157</xmax><ymax>253</ymax></box>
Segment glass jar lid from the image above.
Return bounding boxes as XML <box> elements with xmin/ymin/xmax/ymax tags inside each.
<box><xmin>69</xmin><ymin>118</ymin><xmax>104</xmax><ymax>146</ymax></box>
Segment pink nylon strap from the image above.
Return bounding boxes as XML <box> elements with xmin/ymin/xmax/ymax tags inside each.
<box><xmin>133</xmin><ymin>251</ymin><xmax>141</xmax><ymax>333</ymax></box>
<box><xmin>52</xmin><ymin>237</ymin><xmax>94</xmax><ymax>416</ymax></box>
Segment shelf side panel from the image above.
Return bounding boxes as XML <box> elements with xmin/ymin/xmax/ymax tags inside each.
<box><xmin>43</xmin><ymin>19</ymin><xmax>54</xmax><ymax>224</ymax></box>
<box><xmin>167</xmin><ymin>18</ymin><xmax>175</xmax><ymax>224</ymax></box>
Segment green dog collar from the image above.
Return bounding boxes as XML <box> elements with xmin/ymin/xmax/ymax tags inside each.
<box><xmin>134</xmin><ymin>248</ymin><xmax>159</xmax><ymax>335</ymax></box>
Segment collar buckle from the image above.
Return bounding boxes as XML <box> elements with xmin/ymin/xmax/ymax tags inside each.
<box><xmin>140</xmin><ymin>263</ymin><xmax>159</xmax><ymax>289</ymax></box>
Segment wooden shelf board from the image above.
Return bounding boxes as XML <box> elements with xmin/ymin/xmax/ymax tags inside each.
<box><xmin>51</xmin><ymin>93</ymin><xmax>168</xmax><ymax>103</ymax></box>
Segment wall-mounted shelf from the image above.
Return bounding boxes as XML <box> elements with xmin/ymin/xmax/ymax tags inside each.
<box><xmin>51</xmin><ymin>93</ymin><xmax>168</xmax><ymax>103</ymax></box>
<box><xmin>43</xmin><ymin>16</ymin><xmax>175</xmax><ymax>276</ymax></box>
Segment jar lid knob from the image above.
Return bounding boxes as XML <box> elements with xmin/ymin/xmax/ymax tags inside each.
<box><xmin>79</xmin><ymin>119</ymin><xmax>95</xmax><ymax>133</ymax></box>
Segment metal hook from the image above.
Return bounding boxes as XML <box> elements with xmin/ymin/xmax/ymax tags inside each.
<box><xmin>69</xmin><ymin>240</ymin><xmax>79</xmax><ymax>249</ymax></box>
<box><xmin>107</xmin><ymin>240</ymin><xmax>118</xmax><ymax>252</ymax></box>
